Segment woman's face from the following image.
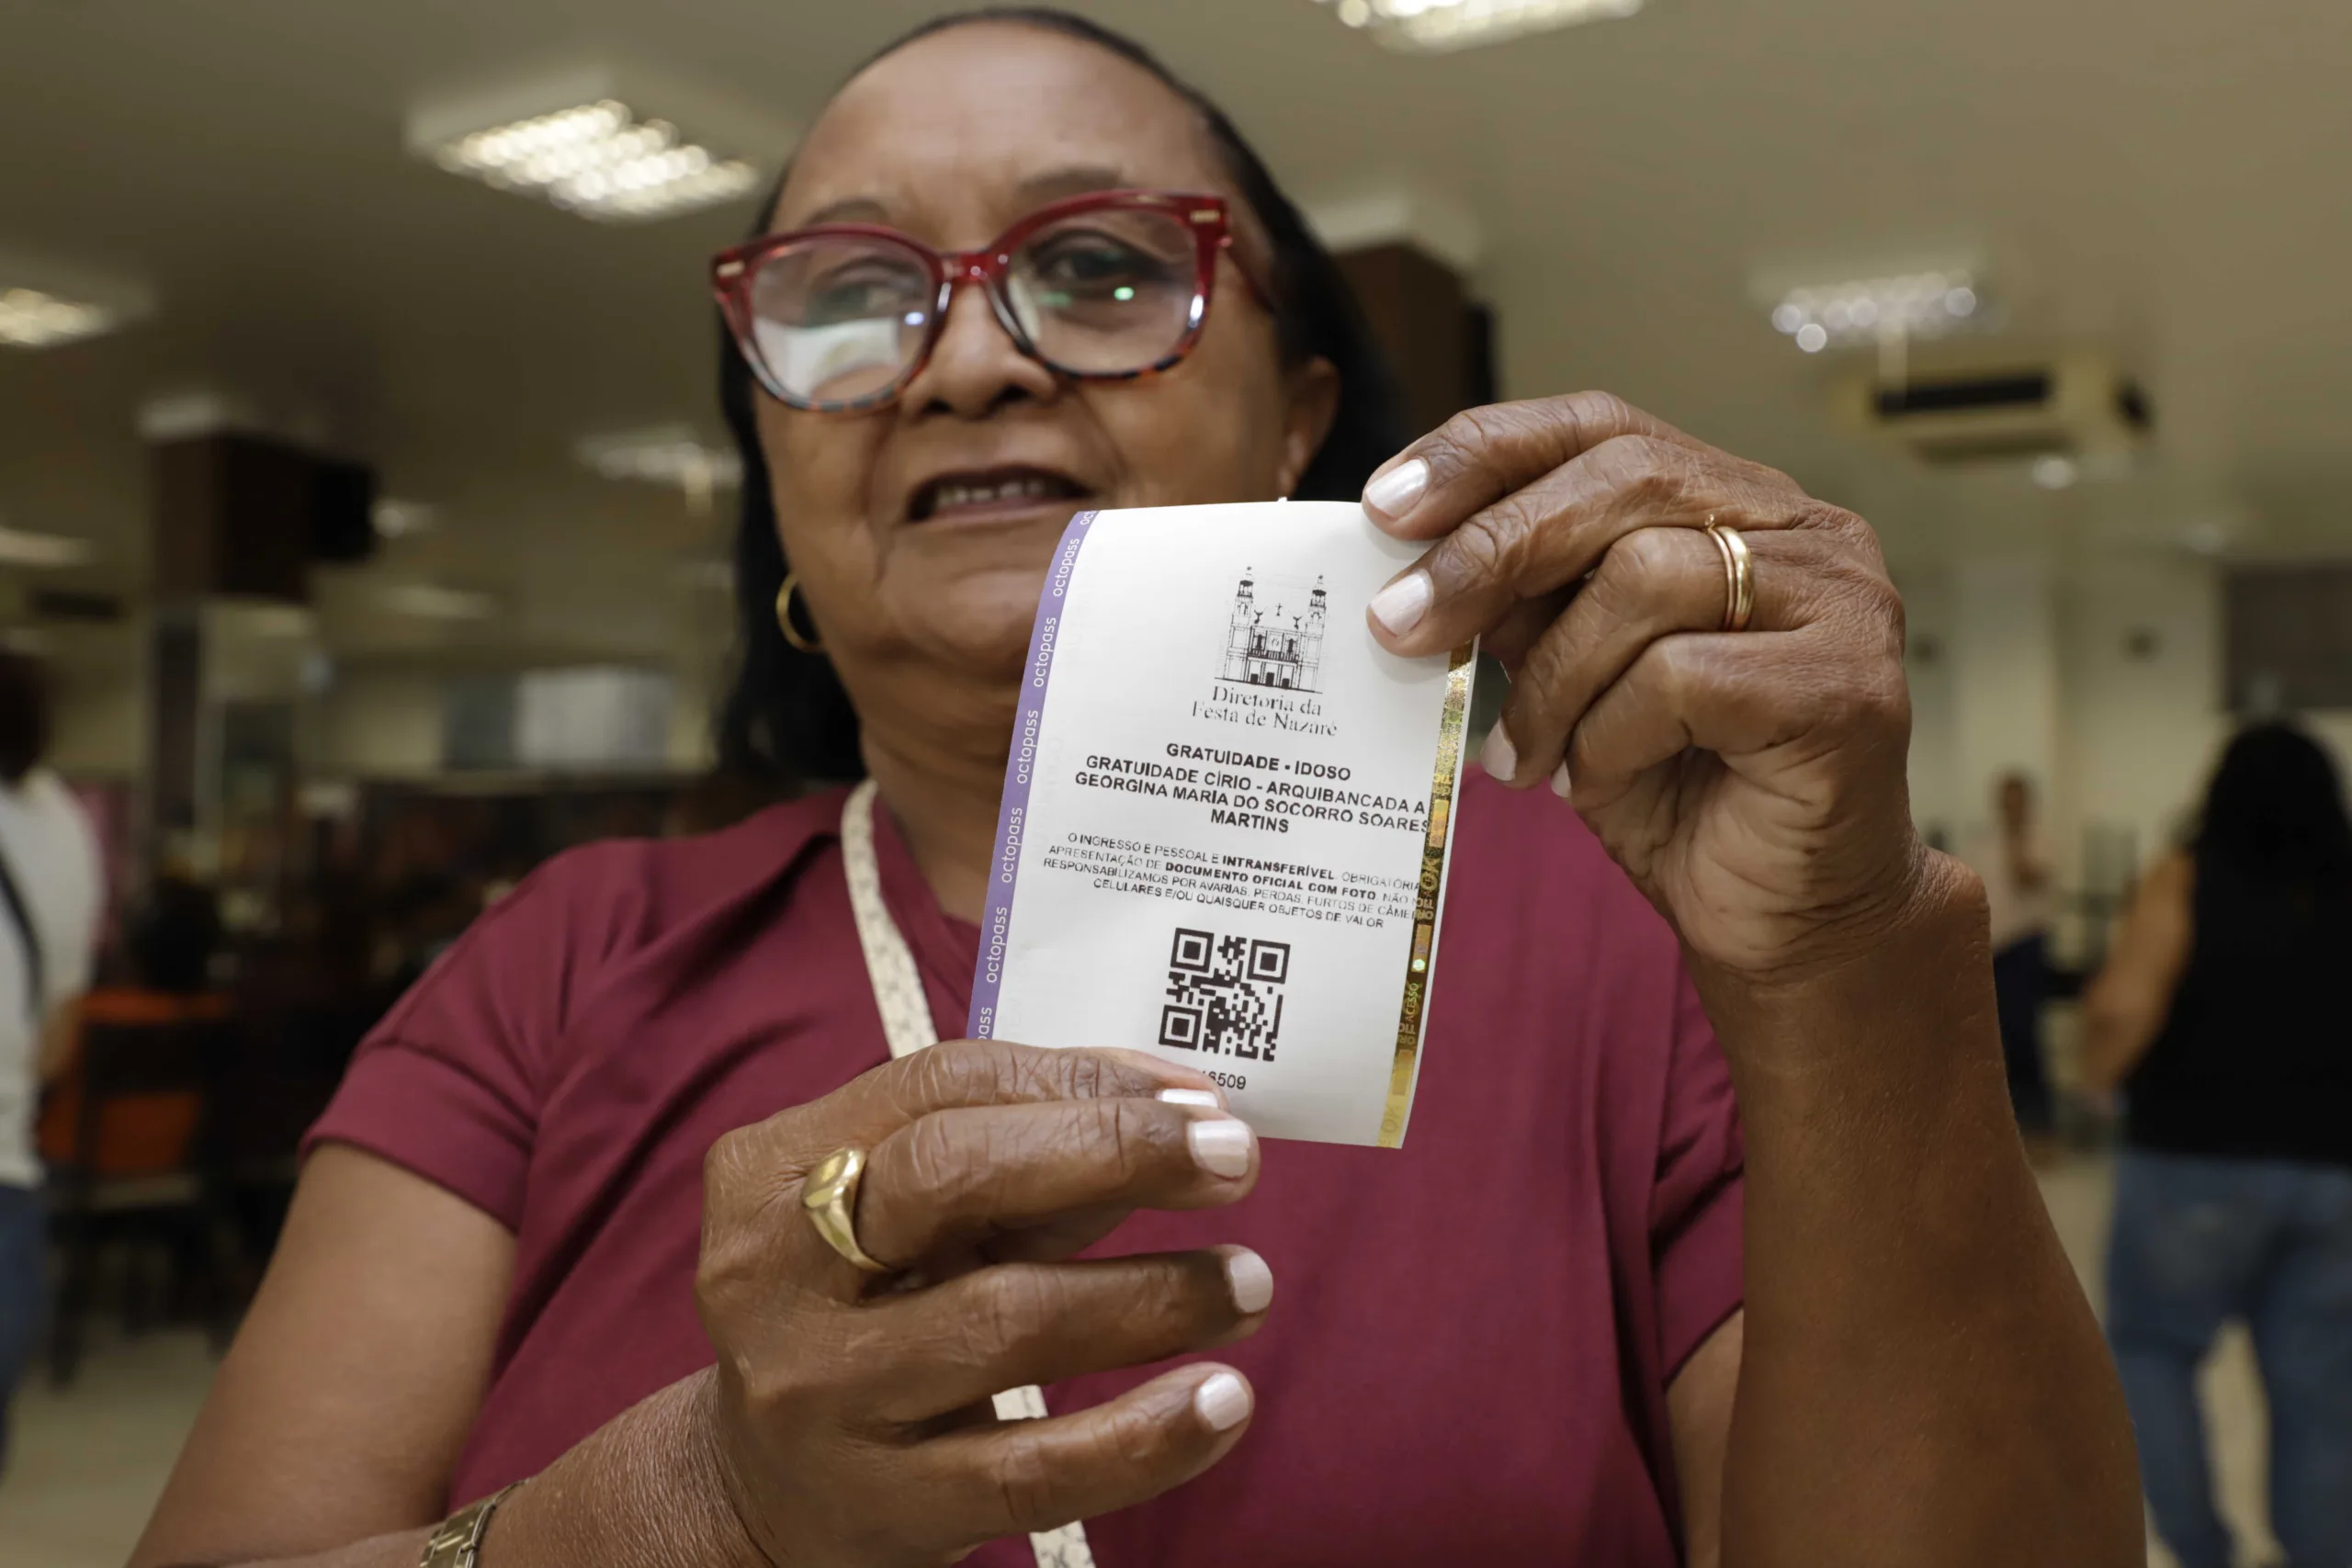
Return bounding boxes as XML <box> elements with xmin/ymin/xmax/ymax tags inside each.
<box><xmin>758</xmin><ymin>23</ymin><xmax>1339</xmax><ymax>713</ymax></box>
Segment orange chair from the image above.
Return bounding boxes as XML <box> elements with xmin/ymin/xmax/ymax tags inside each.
<box><xmin>37</xmin><ymin>990</ymin><xmax>226</xmax><ymax>1176</ymax></box>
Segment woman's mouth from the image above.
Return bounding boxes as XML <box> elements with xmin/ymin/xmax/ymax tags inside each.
<box><xmin>908</xmin><ymin>467</ymin><xmax>1091</xmax><ymax>525</ymax></box>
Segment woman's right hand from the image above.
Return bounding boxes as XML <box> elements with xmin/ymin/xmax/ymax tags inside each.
<box><xmin>694</xmin><ymin>1040</ymin><xmax>1270</xmax><ymax>1567</ymax></box>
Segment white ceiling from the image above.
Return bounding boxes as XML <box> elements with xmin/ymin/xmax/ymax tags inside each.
<box><xmin>3</xmin><ymin>0</ymin><xmax>2349</xmax><ymax>671</ymax></box>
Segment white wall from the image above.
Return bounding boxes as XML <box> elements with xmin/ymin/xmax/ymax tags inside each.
<box><xmin>1951</xmin><ymin>558</ymin><xmax>2063</xmax><ymax>845</ymax></box>
<box><xmin>2058</xmin><ymin>555</ymin><xmax>2228</xmax><ymax>868</ymax></box>
<box><xmin>319</xmin><ymin>659</ymin><xmax>718</xmax><ymax>780</ymax></box>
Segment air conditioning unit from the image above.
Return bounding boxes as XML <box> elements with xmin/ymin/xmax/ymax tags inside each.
<box><xmin>1837</xmin><ymin>352</ymin><xmax>2151</xmax><ymax>468</ymax></box>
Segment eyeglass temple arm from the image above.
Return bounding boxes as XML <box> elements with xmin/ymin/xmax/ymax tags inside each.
<box><xmin>1219</xmin><ymin>233</ymin><xmax>1277</xmax><ymax>311</ymax></box>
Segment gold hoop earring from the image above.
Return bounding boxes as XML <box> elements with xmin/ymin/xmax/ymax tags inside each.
<box><xmin>775</xmin><ymin>572</ymin><xmax>825</xmax><ymax>655</ymax></box>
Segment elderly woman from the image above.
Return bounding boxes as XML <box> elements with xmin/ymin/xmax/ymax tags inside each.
<box><xmin>133</xmin><ymin>11</ymin><xmax>2139</xmax><ymax>1568</ymax></box>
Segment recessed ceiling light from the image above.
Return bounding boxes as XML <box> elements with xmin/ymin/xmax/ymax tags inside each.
<box><xmin>381</xmin><ymin>583</ymin><xmax>496</xmax><ymax>621</ymax></box>
<box><xmin>2030</xmin><ymin>454</ymin><xmax>2081</xmax><ymax>490</ymax></box>
<box><xmin>0</xmin><ymin>525</ymin><xmax>98</xmax><ymax>569</ymax></box>
<box><xmin>371</xmin><ymin>498</ymin><xmax>438</xmax><ymax>538</ymax></box>
<box><xmin>406</xmin><ymin>67</ymin><xmax>785</xmax><ymax>224</ymax></box>
<box><xmin>1768</xmin><ymin>270</ymin><xmax>1988</xmax><ymax>354</ymax></box>
<box><xmin>1316</xmin><ymin>0</ymin><xmax>1642</xmax><ymax>52</ymax></box>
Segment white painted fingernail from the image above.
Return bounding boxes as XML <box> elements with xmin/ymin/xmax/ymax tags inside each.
<box><xmin>1550</xmin><ymin>761</ymin><xmax>1572</xmax><ymax>799</ymax></box>
<box><xmin>1158</xmin><ymin>1088</ymin><xmax>1223</xmax><ymax>1110</ymax></box>
<box><xmin>1188</xmin><ymin>1118</ymin><xmax>1255</xmax><ymax>1179</ymax></box>
<box><xmin>1193</xmin><ymin>1371</ymin><xmax>1252</xmax><ymax>1432</ymax></box>
<box><xmin>1224</xmin><ymin>1248</ymin><xmax>1274</xmax><ymax>1314</ymax></box>
<box><xmin>1478</xmin><ymin>723</ymin><xmax>1517</xmax><ymax>783</ymax></box>
<box><xmin>1363</xmin><ymin>457</ymin><xmax>1430</xmax><ymax>518</ymax></box>
<box><xmin>1368</xmin><ymin>571</ymin><xmax>1431</xmax><ymax>637</ymax></box>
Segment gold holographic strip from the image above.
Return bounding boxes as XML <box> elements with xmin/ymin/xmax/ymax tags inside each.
<box><xmin>1378</xmin><ymin>642</ymin><xmax>1476</xmax><ymax>1147</ymax></box>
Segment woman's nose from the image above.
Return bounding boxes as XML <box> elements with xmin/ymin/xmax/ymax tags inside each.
<box><xmin>901</xmin><ymin>276</ymin><xmax>1059</xmax><ymax>419</ymax></box>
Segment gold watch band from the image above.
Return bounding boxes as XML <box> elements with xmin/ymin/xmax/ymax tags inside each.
<box><xmin>420</xmin><ymin>1483</ymin><xmax>522</xmax><ymax>1568</ymax></box>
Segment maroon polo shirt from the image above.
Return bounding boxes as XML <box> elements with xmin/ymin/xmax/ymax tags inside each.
<box><xmin>306</xmin><ymin>770</ymin><xmax>1743</xmax><ymax>1565</ymax></box>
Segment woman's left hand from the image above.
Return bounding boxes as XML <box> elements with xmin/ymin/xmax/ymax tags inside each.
<box><xmin>1361</xmin><ymin>391</ymin><xmax>1923</xmax><ymax>982</ymax></box>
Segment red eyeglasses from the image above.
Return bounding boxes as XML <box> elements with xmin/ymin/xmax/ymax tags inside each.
<box><xmin>712</xmin><ymin>188</ymin><xmax>1268</xmax><ymax>412</ymax></box>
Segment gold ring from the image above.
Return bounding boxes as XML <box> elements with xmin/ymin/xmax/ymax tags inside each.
<box><xmin>1704</xmin><ymin>519</ymin><xmax>1754</xmax><ymax>633</ymax></box>
<box><xmin>801</xmin><ymin>1146</ymin><xmax>890</xmax><ymax>1274</ymax></box>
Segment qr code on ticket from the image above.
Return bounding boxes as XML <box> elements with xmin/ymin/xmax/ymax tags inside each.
<box><xmin>1158</xmin><ymin>928</ymin><xmax>1288</xmax><ymax>1060</ymax></box>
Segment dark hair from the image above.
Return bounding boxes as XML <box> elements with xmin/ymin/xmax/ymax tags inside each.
<box><xmin>2192</xmin><ymin>722</ymin><xmax>2352</xmax><ymax>889</ymax></box>
<box><xmin>0</xmin><ymin>650</ymin><xmax>51</xmax><ymax>786</ymax></box>
<box><xmin>716</xmin><ymin>6</ymin><xmax>1407</xmax><ymax>784</ymax></box>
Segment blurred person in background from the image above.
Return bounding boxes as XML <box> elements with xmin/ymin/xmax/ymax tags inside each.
<box><xmin>1963</xmin><ymin>770</ymin><xmax>2056</xmax><ymax>1145</ymax></box>
<box><xmin>2083</xmin><ymin>721</ymin><xmax>2352</xmax><ymax>1568</ymax></box>
<box><xmin>0</xmin><ymin>649</ymin><xmax>103</xmax><ymax>1472</ymax></box>
<box><xmin>130</xmin><ymin>11</ymin><xmax>2139</xmax><ymax>1568</ymax></box>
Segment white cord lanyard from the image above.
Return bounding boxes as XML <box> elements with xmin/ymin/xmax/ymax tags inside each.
<box><xmin>841</xmin><ymin>779</ymin><xmax>1098</xmax><ymax>1568</ymax></box>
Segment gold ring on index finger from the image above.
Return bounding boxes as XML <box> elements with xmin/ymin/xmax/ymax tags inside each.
<box><xmin>1703</xmin><ymin>516</ymin><xmax>1755</xmax><ymax>633</ymax></box>
<box><xmin>803</xmin><ymin>1146</ymin><xmax>892</xmax><ymax>1274</ymax></box>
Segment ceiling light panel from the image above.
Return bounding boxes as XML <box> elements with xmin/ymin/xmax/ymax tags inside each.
<box><xmin>434</xmin><ymin>101</ymin><xmax>756</xmax><ymax>222</ymax></box>
<box><xmin>381</xmin><ymin>583</ymin><xmax>496</xmax><ymax>622</ymax></box>
<box><xmin>0</xmin><ymin>288</ymin><xmax>119</xmax><ymax>349</ymax></box>
<box><xmin>576</xmin><ymin>425</ymin><xmax>742</xmax><ymax>491</ymax></box>
<box><xmin>1770</xmin><ymin>271</ymin><xmax>1985</xmax><ymax>354</ymax></box>
<box><xmin>408</xmin><ymin>66</ymin><xmax>787</xmax><ymax>224</ymax></box>
<box><xmin>0</xmin><ymin>525</ymin><xmax>98</xmax><ymax>569</ymax></box>
<box><xmin>1316</xmin><ymin>0</ymin><xmax>1642</xmax><ymax>53</ymax></box>
<box><xmin>0</xmin><ymin>250</ymin><xmax>153</xmax><ymax>351</ymax></box>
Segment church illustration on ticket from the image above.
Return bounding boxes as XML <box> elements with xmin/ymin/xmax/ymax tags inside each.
<box><xmin>1220</xmin><ymin>570</ymin><xmax>1327</xmax><ymax>693</ymax></box>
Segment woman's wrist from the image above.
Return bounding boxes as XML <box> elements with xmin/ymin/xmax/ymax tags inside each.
<box><xmin>1690</xmin><ymin>842</ymin><xmax>1996</xmax><ymax>1109</ymax></box>
<box><xmin>490</xmin><ymin>1372</ymin><xmax>773</xmax><ymax>1568</ymax></box>
<box><xmin>683</xmin><ymin>1371</ymin><xmax>783</xmax><ymax>1568</ymax></box>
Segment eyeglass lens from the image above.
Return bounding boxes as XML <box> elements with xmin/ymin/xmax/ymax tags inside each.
<box><xmin>747</xmin><ymin>207</ymin><xmax>1202</xmax><ymax>407</ymax></box>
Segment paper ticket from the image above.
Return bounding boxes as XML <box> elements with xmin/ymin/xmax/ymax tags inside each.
<box><xmin>967</xmin><ymin>501</ymin><xmax>1474</xmax><ymax>1146</ymax></box>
